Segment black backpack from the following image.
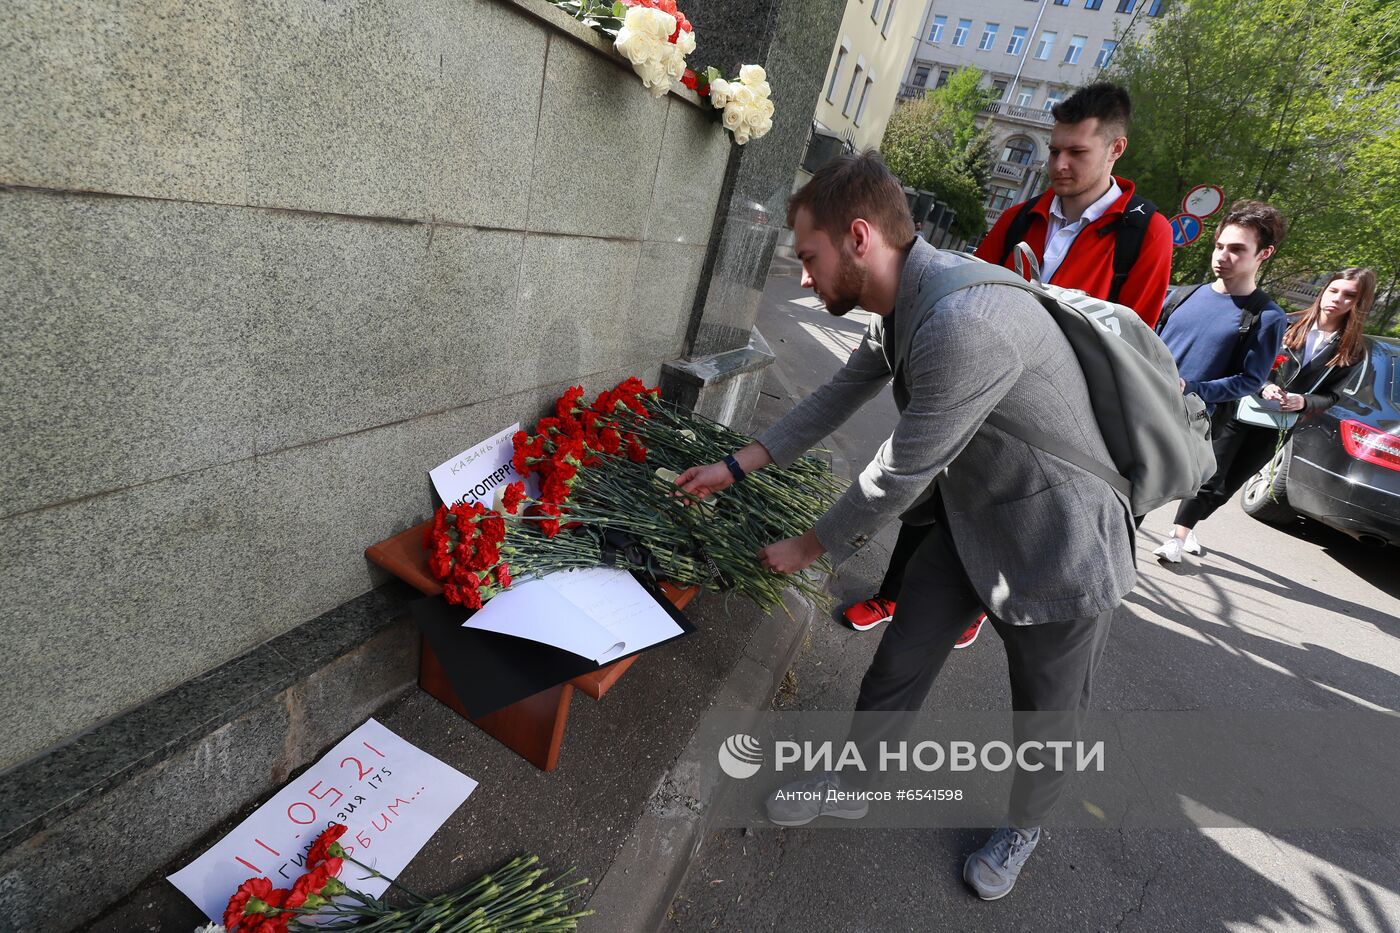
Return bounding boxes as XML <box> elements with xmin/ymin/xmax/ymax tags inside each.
<box><xmin>1155</xmin><ymin>284</ymin><xmax>1273</xmax><ymax>361</ymax></box>
<box><xmin>998</xmin><ymin>192</ymin><xmax>1157</xmax><ymax>304</ymax></box>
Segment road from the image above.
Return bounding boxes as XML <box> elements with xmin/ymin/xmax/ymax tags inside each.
<box><xmin>665</xmin><ymin>272</ymin><xmax>1400</xmax><ymax>933</ymax></box>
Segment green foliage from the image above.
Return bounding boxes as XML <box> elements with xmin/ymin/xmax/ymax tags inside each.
<box><xmin>880</xmin><ymin>68</ymin><xmax>997</xmax><ymax>240</ymax></box>
<box><xmin>1107</xmin><ymin>0</ymin><xmax>1400</xmax><ymax>326</ymax></box>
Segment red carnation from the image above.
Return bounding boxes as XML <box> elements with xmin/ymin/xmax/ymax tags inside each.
<box><xmin>307</xmin><ymin>825</ymin><xmax>347</xmax><ymax>869</ymax></box>
<box><xmin>556</xmin><ymin>386</ymin><xmax>586</xmax><ymax>419</ymax></box>
<box><xmin>502</xmin><ymin>481</ymin><xmax>526</xmax><ymax>514</ymax></box>
<box><xmin>496</xmin><ymin>564</ymin><xmax>513</xmax><ymax>588</ymax></box>
<box><xmin>1272</xmin><ymin>353</ymin><xmax>1288</xmax><ymax>371</ymax></box>
<box><xmin>626</xmin><ymin>436</ymin><xmax>648</xmax><ymax>463</ymax></box>
<box><xmin>225</xmin><ymin>877</ymin><xmax>274</xmax><ymax>930</ymax></box>
<box><xmin>462</xmin><ymin>587</ymin><xmax>483</xmax><ymax>610</ymax></box>
<box><xmin>682</xmin><ymin>68</ymin><xmax>698</xmax><ymax>90</ymax></box>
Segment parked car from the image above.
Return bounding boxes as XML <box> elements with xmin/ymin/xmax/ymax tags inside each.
<box><xmin>1241</xmin><ymin>337</ymin><xmax>1400</xmax><ymax>546</ymax></box>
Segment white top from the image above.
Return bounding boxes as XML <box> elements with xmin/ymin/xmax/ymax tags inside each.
<box><xmin>1041</xmin><ymin>179</ymin><xmax>1123</xmax><ymax>284</ymax></box>
<box><xmin>1303</xmin><ymin>326</ymin><xmax>1338</xmax><ymax>366</ymax></box>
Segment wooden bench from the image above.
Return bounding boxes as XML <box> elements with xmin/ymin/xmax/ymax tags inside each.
<box><xmin>366</xmin><ymin>520</ymin><xmax>696</xmax><ymax>770</ymax></box>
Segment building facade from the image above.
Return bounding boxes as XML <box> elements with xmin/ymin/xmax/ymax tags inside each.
<box><xmin>801</xmin><ymin>0</ymin><xmax>929</xmax><ymax>181</ymax></box>
<box><xmin>899</xmin><ymin>0</ymin><xmax>1167</xmax><ymax>237</ymax></box>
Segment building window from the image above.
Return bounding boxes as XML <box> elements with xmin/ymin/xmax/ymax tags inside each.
<box><xmin>952</xmin><ymin>18</ymin><xmax>971</xmax><ymax>46</ymax></box>
<box><xmin>871</xmin><ymin>0</ymin><xmax>882</xmax><ymax>22</ymax></box>
<box><xmin>914</xmin><ymin>65</ymin><xmax>931</xmax><ymax>87</ymax></box>
<box><xmin>987</xmin><ymin>185</ymin><xmax>1017</xmax><ymax>211</ymax></box>
<box><xmin>1001</xmin><ymin>137</ymin><xmax>1036</xmax><ymax>165</ymax></box>
<box><xmin>936</xmin><ymin>68</ymin><xmax>953</xmax><ymax>88</ymax></box>
<box><xmin>843</xmin><ymin>63</ymin><xmax>864</xmax><ymax>116</ymax></box>
<box><xmin>855</xmin><ymin>75</ymin><xmax>875</xmax><ymax>125</ymax></box>
<box><xmin>1054</xmin><ymin>0</ymin><xmax>1070</xmax><ymax>5</ymax></box>
<box><xmin>1116</xmin><ymin>0</ymin><xmax>1135</xmax><ymax>11</ymax></box>
<box><xmin>1015</xmin><ymin>84</ymin><xmax>1036</xmax><ymax>107</ymax></box>
<box><xmin>992</xmin><ymin>79</ymin><xmax>1009</xmax><ymax>99</ymax></box>
<box><xmin>1147</xmin><ymin>0</ymin><xmax>1166</xmax><ymax>13</ymax></box>
<box><xmin>978</xmin><ymin>23</ymin><xmax>1000</xmax><ymax>51</ymax></box>
<box><xmin>1007</xmin><ymin>26</ymin><xmax>1028</xmax><ymax>55</ymax></box>
<box><xmin>1034</xmin><ymin>30</ymin><xmax>1057</xmax><ymax>60</ymax></box>
<box><xmin>1085</xmin><ymin>0</ymin><xmax>1102</xmax><ymax>7</ymax></box>
<box><xmin>827</xmin><ymin>44</ymin><xmax>848</xmax><ymax>102</ymax></box>
<box><xmin>1095</xmin><ymin>39</ymin><xmax>1117</xmax><ymax>67</ymax></box>
<box><xmin>882</xmin><ymin>0</ymin><xmax>897</xmax><ymax>36</ymax></box>
<box><xmin>929</xmin><ymin>14</ymin><xmax>947</xmax><ymax>42</ymax></box>
<box><xmin>1044</xmin><ymin>88</ymin><xmax>1065</xmax><ymax>111</ymax></box>
<box><xmin>1064</xmin><ymin>35</ymin><xmax>1086</xmax><ymax>64</ymax></box>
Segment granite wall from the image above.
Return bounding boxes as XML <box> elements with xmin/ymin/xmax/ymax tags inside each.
<box><xmin>0</xmin><ymin>0</ymin><xmax>733</xmax><ymax>771</ymax></box>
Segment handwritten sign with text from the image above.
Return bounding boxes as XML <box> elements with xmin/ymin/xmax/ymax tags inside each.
<box><xmin>429</xmin><ymin>422</ymin><xmax>537</xmax><ymax>509</ymax></box>
<box><xmin>168</xmin><ymin>719</ymin><xmax>478</xmax><ymax>921</ymax></box>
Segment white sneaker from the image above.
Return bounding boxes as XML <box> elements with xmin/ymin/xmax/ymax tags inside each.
<box><xmin>1153</xmin><ymin>537</ymin><xmax>1185</xmax><ymax>563</ymax></box>
<box><xmin>1183</xmin><ymin>530</ymin><xmax>1202</xmax><ymax>555</ymax></box>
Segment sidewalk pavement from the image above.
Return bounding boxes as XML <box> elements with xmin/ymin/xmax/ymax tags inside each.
<box><xmin>83</xmin><ymin>264</ymin><xmax>833</xmax><ymax>933</ymax></box>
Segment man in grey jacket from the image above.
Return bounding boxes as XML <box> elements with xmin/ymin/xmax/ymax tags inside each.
<box><xmin>676</xmin><ymin>152</ymin><xmax>1136</xmax><ymax>900</ymax></box>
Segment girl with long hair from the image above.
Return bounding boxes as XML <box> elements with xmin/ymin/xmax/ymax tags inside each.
<box><xmin>1156</xmin><ymin>267</ymin><xmax>1375</xmax><ymax>561</ymax></box>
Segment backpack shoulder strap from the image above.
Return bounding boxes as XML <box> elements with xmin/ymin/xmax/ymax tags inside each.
<box><xmin>997</xmin><ymin>197</ymin><xmax>1041</xmax><ymax>266</ymax></box>
<box><xmin>1155</xmin><ymin>282</ymin><xmax>1203</xmax><ymax>335</ymax></box>
<box><xmin>1107</xmin><ymin>195</ymin><xmax>1156</xmax><ymax>304</ymax></box>
<box><xmin>1233</xmin><ymin>288</ymin><xmax>1273</xmax><ymax>356</ymax></box>
<box><xmin>984</xmin><ymin>412</ymin><xmax>1133</xmax><ymax>500</ymax></box>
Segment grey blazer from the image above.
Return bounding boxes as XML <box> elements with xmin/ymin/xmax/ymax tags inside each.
<box><xmin>757</xmin><ymin>239</ymin><xmax>1135</xmax><ymax>625</ymax></box>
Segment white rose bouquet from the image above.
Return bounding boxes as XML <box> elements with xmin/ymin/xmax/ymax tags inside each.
<box><xmin>701</xmin><ymin>64</ymin><xmax>776</xmax><ymax>145</ymax></box>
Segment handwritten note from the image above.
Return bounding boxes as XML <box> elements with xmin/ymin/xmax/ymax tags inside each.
<box><xmin>168</xmin><ymin>719</ymin><xmax>477</xmax><ymax>921</ymax></box>
<box><xmin>429</xmin><ymin>423</ymin><xmax>536</xmax><ymax>508</ymax></box>
<box><xmin>464</xmin><ymin>568</ymin><xmax>683</xmax><ymax>664</ymax></box>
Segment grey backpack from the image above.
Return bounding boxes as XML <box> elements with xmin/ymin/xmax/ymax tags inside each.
<box><xmin>914</xmin><ymin>253</ymin><xmax>1216</xmax><ymax>515</ymax></box>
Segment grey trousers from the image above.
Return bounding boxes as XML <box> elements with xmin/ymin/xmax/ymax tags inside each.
<box><xmin>851</xmin><ymin>516</ymin><xmax>1115</xmax><ymax>827</ymax></box>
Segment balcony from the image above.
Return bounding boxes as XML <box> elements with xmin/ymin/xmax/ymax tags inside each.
<box><xmin>992</xmin><ymin>160</ymin><xmax>1028</xmax><ymax>182</ymax></box>
<box><xmin>985</xmin><ymin>207</ymin><xmax>1005</xmax><ymax>225</ymax></box>
<box><xmin>899</xmin><ymin>82</ymin><xmax>929</xmax><ymax>101</ymax></box>
<box><xmin>980</xmin><ymin>101</ymin><xmax>1055</xmax><ymax>128</ymax></box>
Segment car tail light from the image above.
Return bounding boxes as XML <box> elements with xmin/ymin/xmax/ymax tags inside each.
<box><xmin>1339</xmin><ymin>420</ymin><xmax>1400</xmax><ymax>472</ymax></box>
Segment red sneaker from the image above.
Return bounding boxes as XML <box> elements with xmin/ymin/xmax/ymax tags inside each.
<box><xmin>843</xmin><ymin>597</ymin><xmax>895</xmax><ymax>631</ymax></box>
<box><xmin>954</xmin><ymin>614</ymin><xmax>986</xmax><ymax>649</ymax></box>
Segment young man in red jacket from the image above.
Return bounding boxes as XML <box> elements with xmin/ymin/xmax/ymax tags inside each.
<box><xmin>842</xmin><ymin>81</ymin><xmax>1172</xmax><ymax>645</ymax></box>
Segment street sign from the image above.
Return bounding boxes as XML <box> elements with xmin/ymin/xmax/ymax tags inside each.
<box><xmin>1182</xmin><ymin>184</ymin><xmax>1224</xmax><ymax>219</ymax></box>
<box><xmin>1169</xmin><ymin>213</ymin><xmax>1203</xmax><ymax>247</ymax></box>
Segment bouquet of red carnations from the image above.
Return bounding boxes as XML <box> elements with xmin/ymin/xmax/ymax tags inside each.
<box><xmin>216</xmin><ymin>825</ymin><xmax>587</xmax><ymax>932</ymax></box>
<box><xmin>423</xmin><ymin>378</ymin><xmax>842</xmax><ymax>612</ymax></box>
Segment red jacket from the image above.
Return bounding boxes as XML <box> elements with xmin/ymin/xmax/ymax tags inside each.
<box><xmin>974</xmin><ymin>177</ymin><xmax>1174</xmax><ymax>328</ymax></box>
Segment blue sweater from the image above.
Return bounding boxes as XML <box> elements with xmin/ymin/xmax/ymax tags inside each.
<box><xmin>1160</xmin><ymin>285</ymin><xmax>1287</xmax><ymax>408</ymax></box>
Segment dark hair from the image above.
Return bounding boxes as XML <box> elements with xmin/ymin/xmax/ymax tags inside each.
<box><xmin>1052</xmin><ymin>82</ymin><xmax>1132</xmax><ymax>136</ymax></box>
<box><xmin>1216</xmin><ymin>199</ymin><xmax>1288</xmax><ymax>252</ymax></box>
<box><xmin>1283</xmin><ymin>267</ymin><xmax>1375</xmax><ymax>367</ymax></box>
<box><xmin>786</xmin><ymin>150</ymin><xmax>916</xmax><ymax>249</ymax></box>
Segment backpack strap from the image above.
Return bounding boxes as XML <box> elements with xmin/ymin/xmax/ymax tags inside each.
<box><xmin>1155</xmin><ymin>283</ymin><xmax>1203</xmax><ymax>335</ymax></box>
<box><xmin>997</xmin><ymin>197</ymin><xmax>1040</xmax><ymax>267</ymax></box>
<box><xmin>983</xmin><ymin>412</ymin><xmax>1133</xmax><ymax>500</ymax></box>
<box><xmin>1107</xmin><ymin>195</ymin><xmax>1156</xmax><ymax>304</ymax></box>
<box><xmin>1231</xmin><ymin>288</ymin><xmax>1272</xmax><ymax>362</ymax></box>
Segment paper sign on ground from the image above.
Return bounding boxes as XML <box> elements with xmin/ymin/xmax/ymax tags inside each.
<box><xmin>429</xmin><ymin>422</ymin><xmax>537</xmax><ymax>508</ymax></box>
<box><xmin>169</xmin><ymin>718</ymin><xmax>477</xmax><ymax>921</ymax></box>
<box><xmin>464</xmin><ymin>567</ymin><xmax>683</xmax><ymax>664</ymax></box>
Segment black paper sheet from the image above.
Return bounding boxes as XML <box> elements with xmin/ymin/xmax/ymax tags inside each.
<box><xmin>409</xmin><ymin>573</ymin><xmax>695</xmax><ymax>718</ymax></box>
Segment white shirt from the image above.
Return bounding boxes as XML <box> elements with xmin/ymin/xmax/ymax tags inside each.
<box><xmin>1040</xmin><ymin>180</ymin><xmax>1123</xmax><ymax>284</ymax></box>
<box><xmin>1302</xmin><ymin>326</ymin><xmax>1338</xmax><ymax>366</ymax></box>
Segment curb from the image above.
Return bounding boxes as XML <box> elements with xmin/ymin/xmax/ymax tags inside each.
<box><xmin>579</xmin><ymin>588</ymin><xmax>815</xmax><ymax>933</ymax></box>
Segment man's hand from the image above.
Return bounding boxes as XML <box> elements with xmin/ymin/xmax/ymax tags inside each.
<box><xmin>674</xmin><ymin>462</ymin><xmax>733</xmax><ymax>500</ymax></box>
<box><xmin>759</xmin><ymin>530</ymin><xmax>826</xmax><ymax>574</ymax></box>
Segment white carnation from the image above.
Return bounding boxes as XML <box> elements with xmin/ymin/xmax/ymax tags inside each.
<box><xmin>739</xmin><ymin>64</ymin><xmax>766</xmax><ymax>87</ymax></box>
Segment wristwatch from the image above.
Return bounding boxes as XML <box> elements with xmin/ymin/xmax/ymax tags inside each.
<box><xmin>723</xmin><ymin>454</ymin><xmax>746</xmax><ymax>483</ymax></box>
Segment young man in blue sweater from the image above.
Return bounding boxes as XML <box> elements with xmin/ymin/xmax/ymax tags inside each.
<box><xmin>1153</xmin><ymin>200</ymin><xmax>1289</xmax><ymax>562</ymax></box>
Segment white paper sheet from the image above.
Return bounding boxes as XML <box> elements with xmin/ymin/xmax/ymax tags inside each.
<box><xmin>463</xmin><ymin>568</ymin><xmax>683</xmax><ymax>664</ymax></box>
<box><xmin>169</xmin><ymin>719</ymin><xmax>477</xmax><ymax>921</ymax></box>
<box><xmin>429</xmin><ymin>422</ymin><xmax>536</xmax><ymax>508</ymax></box>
